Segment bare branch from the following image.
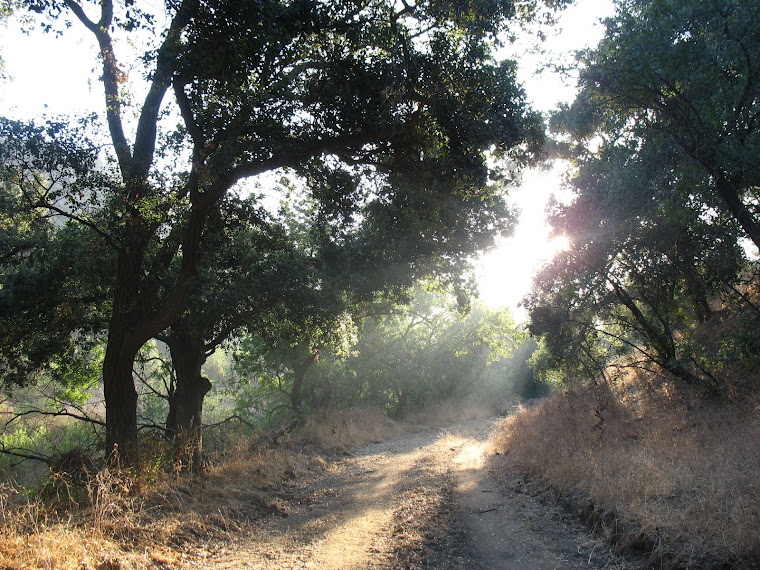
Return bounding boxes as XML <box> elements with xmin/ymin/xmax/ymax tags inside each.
<box><xmin>2</xmin><ymin>408</ymin><xmax>105</xmax><ymax>429</ymax></box>
<box><xmin>204</xmin><ymin>414</ymin><xmax>256</xmax><ymax>430</ymax></box>
<box><xmin>0</xmin><ymin>445</ymin><xmax>52</xmax><ymax>465</ymax></box>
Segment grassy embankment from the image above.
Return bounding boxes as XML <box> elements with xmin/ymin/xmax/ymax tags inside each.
<box><xmin>492</xmin><ymin>320</ymin><xmax>760</xmax><ymax>568</ymax></box>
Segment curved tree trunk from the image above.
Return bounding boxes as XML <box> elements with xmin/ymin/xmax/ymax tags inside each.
<box><xmin>165</xmin><ymin>334</ymin><xmax>212</xmax><ymax>470</ymax></box>
<box><xmin>102</xmin><ymin>229</ymin><xmax>199</xmax><ymax>468</ymax></box>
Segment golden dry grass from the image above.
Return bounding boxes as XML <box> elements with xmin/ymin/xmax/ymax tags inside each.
<box><xmin>491</xmin><ymin>376</ymin><xmax>760</xmax><ymax>568</ymax></box>
<box><xmin>0</xmin><ymin>406</ymin><xmax>409</xmax><ymax>569</ymax></box>
<box><xmin>0</xmin><ymin>477</ymin><xmax>134</xmax><ymax>569</ymax></box>
<box><xmin>294</xmin><ymin>406</ymin><xmax>410</xmax><ymax>453</ymax></box>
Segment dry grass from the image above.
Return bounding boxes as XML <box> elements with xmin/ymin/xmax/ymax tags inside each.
<box><xmin>294</xmin><ymin>406</ymin><xmax>410</xmax><ymax>454</ymax></box>
<box><xmin>0</xmin><ymin>406</ymin><xmax>411</xmax><ymax>569</ymax></box>
<box><xmin>0</xmin><ymin>476</ymin><xmax>140</xmax><ymax>569</ymax></box>
<box><xmin>491</xmin><ymin>375</ymin><xmax>760</xmax><ymax>568</ymax></box>
<box><xmin>404</xmin><ymin>400</ymin><xmax>499</xmax><ymax>426</ymax></box>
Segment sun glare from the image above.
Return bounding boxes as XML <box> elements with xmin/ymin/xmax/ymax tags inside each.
<box><xmin>476</xmin><ymin>0</ymin><xmax>612</xmax><ymax>320</ymax></box>
<box><xmin>475</xmin><ymin>167</ymin><xmax>571</xmax><ymax>320</ymax></box>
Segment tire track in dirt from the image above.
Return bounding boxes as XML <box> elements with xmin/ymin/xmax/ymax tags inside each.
<box><xmin>199</xmin><ymin>418</ymin><xmax>639</xmax><ymax>569</ymax></box>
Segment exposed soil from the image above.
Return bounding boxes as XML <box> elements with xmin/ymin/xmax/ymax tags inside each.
<box><xmin>196</xmin><ymin>417</ymin><xmax>641</xmax><ymax>569</ymax></box>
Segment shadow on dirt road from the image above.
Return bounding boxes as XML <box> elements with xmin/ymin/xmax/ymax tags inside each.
<box><xmin>201</xmin><ymin>417</ymin><xmax>640</xmax><ymax>569</ymax></box>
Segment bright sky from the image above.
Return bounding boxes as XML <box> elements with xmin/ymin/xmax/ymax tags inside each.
<box><xmin>0</xmin><ymin>0</ymin><xmax>614</xmax><ymax>321</ymax></box>
<box><xmin>0</xmin><ymin>23</ymin><xmax>99</xmax><ymax>117</ymax></box>
<box><xmin>475</xmin><ymin>0</ymin><xmax>614</xmax><ymax>321</ymax></box>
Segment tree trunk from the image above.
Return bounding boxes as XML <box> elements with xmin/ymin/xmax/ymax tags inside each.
<box><xmin>102</xmin><ymin>228</ymin><xmax>198</xmax><ymax>469</ymax></box>
<box><xmin>290</xmin><ymin>348</ymin><xmax>321</xmax><ymax>412</ymax></box>
<box><xmin>102</xmin><ymin>248</ymin><xmax>146</xmax><ymax>468</ymax></box>
<box><xmin>689</xmin><ymin>290</ymin><xmax>713</xmax><ymax>324</ymax></box>
<box><xmin>166</xmin><ymin>334</ymin><xmax>212</xmax><ymax>470</ymax></box>
<box><xmin>394</xmin><ymin>387</ymin><xmax>408</xmax><ymax>419</ymax></box>
<box><xmin>609</xmin><ymin>279</ymin><xmax>716</xmax><ymax>391</ymax></box>
<box><xmin>662</xmin><ymin>360</ymin><xmax>706</xmax><ymax>388</ymax></box>
<box><xmin>103</xmin><ymin>336</ymin><xmax>140</xmax><ymax>467</ymax></box>
<box><xmin>715</xmin><ymin>173</ymin><xmax>760</xmax><ymax>253</ymax></box>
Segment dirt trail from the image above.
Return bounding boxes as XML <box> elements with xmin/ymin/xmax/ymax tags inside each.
<box><xmin>201</xmin><ymin>418</ymin><xmax>637</xmax><ymax>569</ymax></box>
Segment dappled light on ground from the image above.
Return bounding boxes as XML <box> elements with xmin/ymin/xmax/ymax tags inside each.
<box><xmin>200</xmin><ymin>418</ymin><xmax>629</xmax><ymax>569</ymax></box>
<box><xmin>453</xmin><ymin>439</ymin><xmax>488</xmax><ymax>471</ymax></box>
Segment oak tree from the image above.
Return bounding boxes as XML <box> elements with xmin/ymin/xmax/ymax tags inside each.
<box><xmin>14</xmin><ymin>0</ymin><xmax>556</xmax><ymax>464</ymax></box>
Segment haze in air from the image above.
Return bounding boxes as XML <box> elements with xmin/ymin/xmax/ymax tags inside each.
<box><xmin>2</xmin><ymin>1</ymin><xmax>760</xmax><ymax>568</ymax></box>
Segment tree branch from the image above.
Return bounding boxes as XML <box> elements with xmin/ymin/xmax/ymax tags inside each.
<box><xmin>0</xmin><ymin>445</ymin><xmax>52</xmax><ymax>465</ymax></box>
<box><xmin>64</xmin><ymin>0</ymin><xmax>132</xmax><ymax>172</ymax></box>
<box><xmin>204</xmin><ymin>414</ymin><xmax>256</xmax><ymax>430</ymax></box>
<box><xmin>2</xmin><ymin>408</ymin><xmax>105</xmax><ymax>429</ymax></box>
<box><xmin>132</xmin><ymin>0</ymin><xmax>199</xmax><ymax>179</ymax></box>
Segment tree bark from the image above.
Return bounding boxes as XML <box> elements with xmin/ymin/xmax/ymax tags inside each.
<box><xmin>165</xmin><ymin>334</ymin><xmax>212</xmax><ymax>469</ymax></box>
<box><xmin>661</xmin><ymin>359</ymin><xmax>706</xmax><ymax>389</ymax></box>
<box><xmin>673</xmin><ymin>226</ymin><xmax>713</xmax><ymax>323</ymax></box>
<box><xmin>290</xmin><ymin>348</ymin><xmax>321</xmax><ymax>412</ymax></box>
<box><xmin>714</xmin><ymin>173</ymin><xmax>760</xmax><ymax>253</ymax></box>
<box><xmin>103</xmin><ymin>338</ymin><xmax>140</xmax><ymax>467</ymax></box>
<box><xmin>102</xmin><ymin>245</ymin><xmax>147</xmax><ymax>467</ymax></box>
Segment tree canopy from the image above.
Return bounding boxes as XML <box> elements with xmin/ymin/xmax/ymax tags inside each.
<box><xmin>1</xmin><ymin>0</ymin><xmax>557</xmax><ymax>464</ymax></box>
<box><xmin>528</xmin><ymin>0</ymin><xmax>759</xmax><ymax>392</ymax></box>
<box><xmin>559</xmin><ymin>0</ymin><xmax>760</xmax><ymax>250</ymax></box>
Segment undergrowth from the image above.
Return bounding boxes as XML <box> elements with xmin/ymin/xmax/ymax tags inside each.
<box><xmin>491</xmin><ymin>372</ymin><xmax>760</xmax><ymax>569</ymax></box>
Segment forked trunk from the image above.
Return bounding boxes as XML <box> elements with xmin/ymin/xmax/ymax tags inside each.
<box><xmin>103</xmin><ymin>230</ymin><xmax>199</xmax><ymax>469</ymax></box>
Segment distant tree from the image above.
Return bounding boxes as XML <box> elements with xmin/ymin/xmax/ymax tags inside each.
<box><xmin>348</xmin><ymin>289</ymin><xmax>520</xmax><ymax>417</ymax></box>
<box><xmin>15</xmin><ymin>0</ymin><xmax>556</xmax><ymax>464</ymax></box>
<box><xmin>501</xmin><ymin>337</ymin><xmax>545</xmax><ymax>400</ymax></box>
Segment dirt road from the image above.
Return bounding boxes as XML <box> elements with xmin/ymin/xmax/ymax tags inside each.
<box><xmin>202</xmin><ymin>418</ymin><xmax>637</xmax><ymax>569</ymax></box>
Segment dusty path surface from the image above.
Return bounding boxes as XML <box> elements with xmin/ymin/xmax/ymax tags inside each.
<box><xmin>201</xmin><ymin>418</ymin><xmax>638</xmax><ymax>569</ymax></box>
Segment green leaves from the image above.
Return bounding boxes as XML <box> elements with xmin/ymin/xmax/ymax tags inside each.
<box><xmin>569</xmin><ymin>0</ymin><xmax>760</xmax><ymax>248</ymax></box>
<box><xmin>527</xmin><ymin>0</ymin><xmax>760</xmax><ymax>389</ymax></box>
<box><xmin>0</xmin><ymin>118</ymin><xmax>114</xmax><ymax>389</ymax></box>
<box><xmin>6</xmin><ymin>0</ymin><xmax>560</xmax><ymax>458</ymax></box>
